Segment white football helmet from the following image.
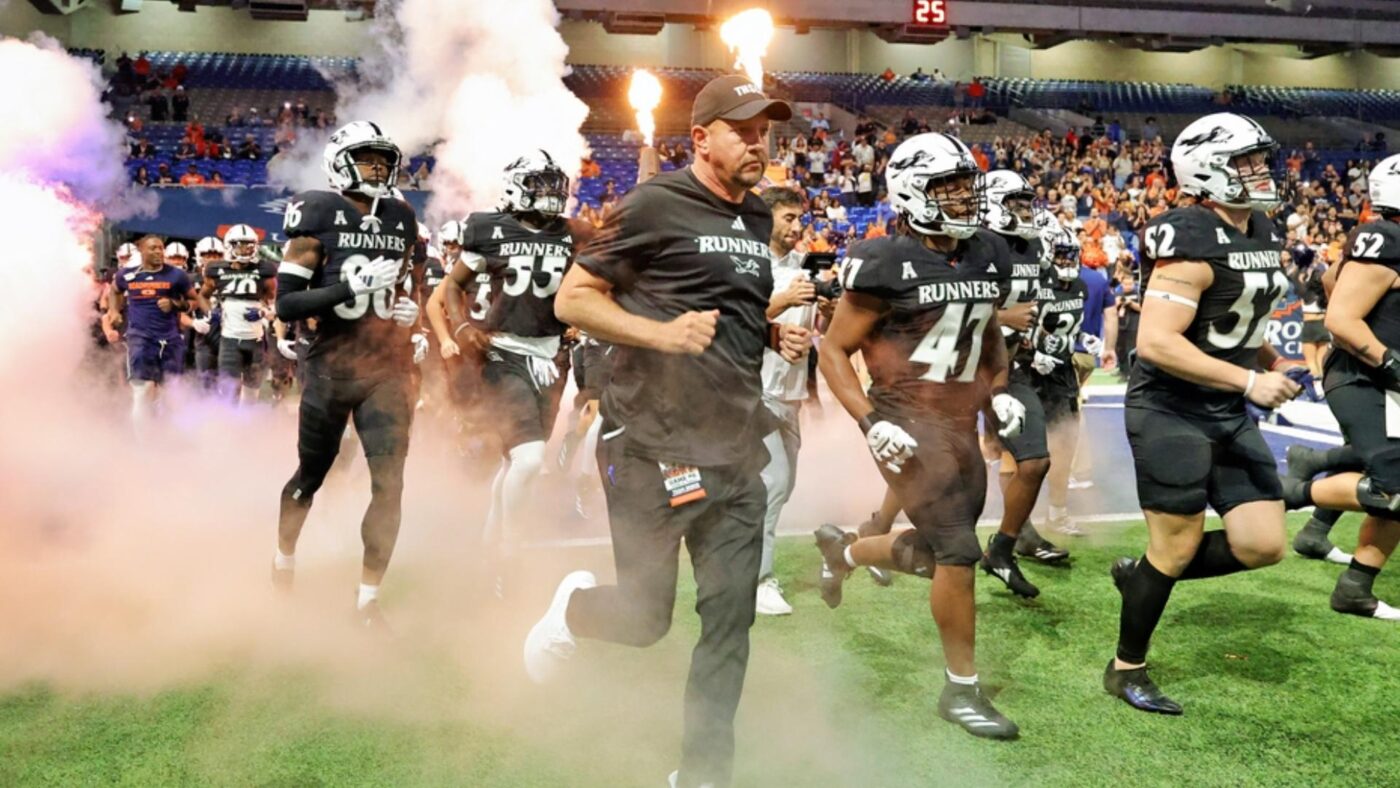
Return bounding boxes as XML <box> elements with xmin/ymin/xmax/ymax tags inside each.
<box><xmin>984</xmin><ymin>170</ymin><xmax>1039</xmax><ymax>239</ymax></box>
<box><xmin>501</xmin><ymin>150</ymin><xmax>569</xmax><ymax>217</ymax></box>
<box><xmin>115</xmin><ymin>242</ymin><xmax>140</xmax><ymax>268</ymax></box>
<box><xmin>164</xmin><ymin>242</ymin><xmax>190</xmax><ymax>264</ymax></box>
<box><xmin>1369</xmin><ymin>153</ymin><xmax>1400</xmax><ymax>215</ymax></box>
<box><xmin>323</xmin><ymin>120</ymin><xmax>402</xmax><ymax>199</ymax></box>
<box><xmin>439</xmin><ymin>220</ymin><xmax>463</xmax><ymax>249</ymax></box>
<box><xmin>1172</xmin><ymin>113</ymin><xmax>1279</xmax><ymax>211</ymax></box>
<box><xmin>1045</xmin><ymin>223</ymin><xmax>1082</xmax><ymax>282</ymax></box>
<box><xmin>223</xmin><ymin>223</ymin><xmax>260</xmax><ymax>264</ymax></box>
<box><xmin>885</xmin><ymin>133</ymin><xmax>985</xmax><ymax>239</ymax></box>
<box><xmin>195</xmin><ymin>236</ymin><xmax>225</xmax><ymax>259</ymax></box>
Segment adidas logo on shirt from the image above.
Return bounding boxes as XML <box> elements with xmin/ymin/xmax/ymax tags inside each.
<box><xmin>732</xmin><ymin>216</ymin><xmax>745</xmax><ymax>231</ymax></box>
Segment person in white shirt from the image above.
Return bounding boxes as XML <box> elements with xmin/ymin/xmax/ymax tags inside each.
<box><xmin>756</xmin><ymin>187</ymin><xmax>820</xmax><ymax>616</ymax></box>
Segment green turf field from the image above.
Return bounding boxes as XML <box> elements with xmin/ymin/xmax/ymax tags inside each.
<box><xmin>3</xmin><ymin>513</ymin><xmax>1397</xmax><ymax>787</ymax></box>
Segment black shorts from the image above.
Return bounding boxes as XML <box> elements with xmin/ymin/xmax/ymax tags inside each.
<box><xmin>218</xmin><ymin>337</ymin><xmax>266</xmax><ymax>388</ymax></box>
<box><xmin>299</xmin><ymin>373</ymin><xmax>417</xmax><ymax>461</ymax></box>
<box><xmin>1328</xmin><ymin>382</ymin><xmax>1400</xmax><ymax>490</ymax></box>
<box><xmin>1301</xmin><ymin>318</ymin><xmax>1330</xmax><ymax>344</ymax></box>
<box><xmin>874</xmin><ymin>412</ymin><xmax>986</xmax><ymax>566</ymax></box>
<box><xmin>1036</xmin><ymin>379</ymin><xmax>1080</xmax><ymax>427</ymax></box>
<box><xmin>1125</xmin><ymin>405</ymin><xmax>1282</xmax><ymax>516</ymax></box>
<box><xmin>126</xmin><ymin>335</ymin><xmax>185</xmax><ymax>383</ymax></box>
<box><xmin>1000</xmin><ymin>376</ymin><xmax>1049</xmax><ymax>462</ymax></box>
<box><xmin>482</xmin><ymin>347</ymin><xmax>564</xmax><ymax>449</ymax></box>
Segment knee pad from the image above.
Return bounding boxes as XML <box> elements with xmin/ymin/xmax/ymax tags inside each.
<box><xmin>892</xmin><ymin>530</ymin><xmax>937</xmax><ymax>577</ymax></box>
<box><xmin>282</xmin><ymin>474</ymin><xmax>319</xmax><ymax>504</ymax></box>
<box><xmin>928</xmin><ymin>526</ymin><xmax>983</xmax><ymax>567</ymax></box>
<box><xmin>1357</xmin><ymin>476</ymin><xmax>1400</xmax><ymax>519</ymax></box>
<box><xmin>1137</xmin><ymin>434</ymin><xmax>1212</xmax><ymax>514</ymax></box>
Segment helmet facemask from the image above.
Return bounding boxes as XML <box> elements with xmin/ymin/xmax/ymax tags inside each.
<box><xmin>1053</xmin><ymin>241</ymin><xmax>1081</xmax><ymax>282</ymax></box>
<box><xmin>1225</xmin><ymin>146</ymin><xmax>1280</xmax><ymax>211</ymax></box>
<box><xmin>333</xmin><ymin>143</ymin><xmax>401</xmax><ymax>200</ymax></box>
<box><xmin>908</xmin><ymin>170</ymin><xmax>985</xmax><ymax>240</ymax></box>
<box><xmin>510</xmin><ymin>166</ymin><xmax>569</xmax><ymax>218</ymax></box>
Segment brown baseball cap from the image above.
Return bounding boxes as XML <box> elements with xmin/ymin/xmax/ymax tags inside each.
<box><xmin>691</xmin><ymin>74</ymin><xmax>793</xmax><ymax>128</ymax></box>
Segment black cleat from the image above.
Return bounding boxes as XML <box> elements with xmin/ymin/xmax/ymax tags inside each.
<box><xmin>937</xmin><ymin>682</ymin><xmax>1020</xmax><ymax>740</ymax></box>
<box><xmin>866</xmin><ymin>565</ymin><xmax>894</xmax><ymax>587</ymax></box>
<box><xmin>814</xmin><ymin>524</ymin><xmax>856</xmax><ymax>609</ymax></box>
<box><xmin>1293</xmin><ymin>518</ymin><xmax>1352</xmax><ymax>564</ymax></box>
<box><xmin>1015</xmin><ymin>522</ymin><xmax>1070</xmax><ymax>563</ymax></box>
<box><xmin>1110</xmin><ymin>557</ymin><xmax>1135</xmax><ymax>595</ymax></box>
<box><xmin>1103</xmin><ymin>660</ymin><xmax>1182</xmax><ymax>715</ymax></box>
<box><xmin>1330</xmin><ymin>572</ymin><xmax>1400</xmax><ymax>621</ymax></box>
<box><xmin>1285</xmin><ymin>444</ymin><xmax>1330</xmax><ymax>482</ymax></box>
<box><xmin>980</xmin><ymin>537</ymin><xmax>1040</xmax><ymax>598</ymax></box>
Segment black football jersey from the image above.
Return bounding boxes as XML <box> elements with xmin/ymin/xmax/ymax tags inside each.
<box><xmin>1000</xmin><ymin>234</ymin><xmax>1048</xmax><ymax>346</ymax></box>
<box><xmin>282</xmin><ymin>190</ymin><xmax>418</xmax><ymax>378</ymax></box>
<box><xmin>1128</xmin><ymin>204</ymin><xmax>1288</xmax><ymax>417</ymax></box>
<box><xmin>461</xmin><ymin>211</ymin><xmax>574</xmax><ymax>338</ymax></box>
<box><xmin>844</xmin><ymin>229</ymin><xmax>1013</xmax><ymax>423</ymax></box>
<box><xmin>1325</xmin><ymin>220</ymin><xmax>1400</xmax><ymax>391</ymax></box>
<box><xmin>422</xmin><ymin>253</ymin><xmax>447</xmax><ymax>293</ymax></box>
<box><xmin>206</xmin><ymin>259</ymin><xmax>276</xmax><ymax>339</ymax></box>
<box><xmin>1029</xmin><ymin>274</ymin><xmax>1089</xmax><ymax>398</ymax></box>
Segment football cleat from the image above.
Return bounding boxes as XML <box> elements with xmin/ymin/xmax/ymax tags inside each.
<box><xmin>980</xmin><ymin>536</ymin><xmax>1040</xmax><ymax>598</ymax></box>
<box><xmin>1046</xmin><ymin>511</ymin><xmax>1084</xmax><ymax>537</ymax></box>
<box><xmin>1110</xmin><ymin>557</ymin><xmax>1135</xmax><ymax>595</ymax></box>
<box><xmin>1015</xmin><ymin>523</ymin><xmax>1070</xmax><ymax>564</ymax></box>
<box><xmin>814</xmin><ymin>524</ymin><xmax>856</xmax><ymax>609</ymax></box>
<box><xmin>354</xmin><ymin>599</ymin><xmax>393</xmax><ymax>634</ymax></box>
<box><xmin>937</xmin><ymin>682</ymin><xmax>1020</xmax><ymax>740</ymax></box>
<box><xmin>524</xmin><ymin>570</ymin><xmax>597</xmax><ymax>684</ymax></box>
<box><xmin>1293</xmin><ymin>518</ymin><xmax>1352</xmax><ymax>565</ymax></box>
<box><xmin>1330</xmin><ymin>573</ymin><xmax>1400</xmax><ymax>621</ymax></box>
<box><xmin>1285</xmin><ymin>444</ymin><xmax>1332</xmax><ymax>482</ymax></box>
<box><xmin>1103</xmin><ymin>660</ymin><xmax>1182</xmax><ymax>715</ymax></box>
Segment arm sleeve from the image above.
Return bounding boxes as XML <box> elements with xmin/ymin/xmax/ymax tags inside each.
<box><xmin>275</xmin><ymin>266</ymin><xmax>353</xmax><ymax>322</ymax></box>
<box><xmin>576</xmin><ymin>189</ymin><xmax>655</xmax><ymax>292</ymax></box>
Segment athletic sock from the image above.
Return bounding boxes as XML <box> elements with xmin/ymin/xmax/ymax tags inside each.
<box><xmin>841</xmin><ymin>545</ymin><xmax>857</xmax><ymax>570</ymax></box>
<box><xmin>357</xmin><ymin>583</ymin><xmax>379</xmax><ymax>610</ymax></box>
<box><xmin>274</xmin><ymin>550</ymin><xmax>295</xmax><ymax>571</ymax></box>
<box><xmin>945</xmin><ymin>668</ymin><xmax>978</xmax><ymax>686</ymax></box>
<box><xmin>989</xmin><ymin>532</ymin><xmax>1016</xmax><ymax>560</ymax></box>
<box><xmin>1178</xmin><ymin>530</ymin><xmax>1248</xmax><ymax>580</ymax></box>
<box><xmin>1116</xmin><ymin>556</ymin><xmax>1176</xmax><ymax>665</ymax></box>
<box><xmin>1342</xmin><ymin>558</ymin><xmax>1381</xmax><ymax>595</ymax></box>
<box><xmin>1318</xmin><ymin>446</ymin><xmax>1363</xmax><ymax>471</ymax></box>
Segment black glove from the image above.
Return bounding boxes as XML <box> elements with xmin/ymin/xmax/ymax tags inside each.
<box><xmin>1378</xmin><ymin>348</ymin><xmax>1400</xmax><ymax>391</ymax></box>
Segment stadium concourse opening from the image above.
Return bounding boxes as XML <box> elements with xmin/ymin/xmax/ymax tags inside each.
<box><xmin>2</xmin><ymin>0</ymin><xmax>1400</xmax><ymax>783</ymax></box>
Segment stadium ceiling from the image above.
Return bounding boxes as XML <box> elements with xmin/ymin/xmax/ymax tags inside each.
<box><xmin>553</xmin><ymin>0</ymin><xmax>1400</xmax><ymax>48</ymax></box>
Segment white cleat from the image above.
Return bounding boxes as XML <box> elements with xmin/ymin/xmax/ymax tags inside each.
<box><xmin>524</xmin><ymin>570</ymin><xmax>597</xmax><ymax>684</ymax></box>
<box><xmin>1324</xmin><ymin>547</ymin><xmax>1354</xmax><ymax>565</ymax></box>
<box><xmin>755</xmin><ymin>577</ymin><xmax>793</xmax><ymax>616</ymax></box>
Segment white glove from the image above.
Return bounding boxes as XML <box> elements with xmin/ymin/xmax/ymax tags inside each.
<box><xmin>277</xmin><ymin>339</ymin><xmax>298</xmax><ymax>360</ymax></box>
<box><xmin>190</xmin><ymin>317</ymin><xmax>211</xmax><ymax>335</ymax></box>
<box><xmin>527</xmin><ymin>355</ymin><xmax>559</xmax><ymax>389</ymax></box>
<box><xmin>348</xmin><ymin>257</ymin><xmax>401</xmax><ymax>296</ymax></box>
<box><xmin>865</xmin><ymin>420</ymin><xmax>919</xmax><ymax>474</ymax></box>
<box><xmin>992</xmin><ymin>392</ymin><xmax>1027</xmax><ymax>439</ymax></box>
<box><xmin>391</xmin><ymin>296</ymin><xmax>420</xmax><ymax>327</ymax></box>
<box><xmin>412</xmin><ymin>333</ymin><xmax>429</xmax><ymax>365</ymax></box>
<box><xmin>1079</xmin><ymin>332</ymin><xmax>1104</xmax><ymax>357</ymax></box>
<box><xmin>1031</xmin><ymin>351</ymin><xmax>1062</xmax><ymax>376</ymax></box>
<box><xmin>1038</xmin><ymin>332</ymin><xmax>1069</xmax><ymax>355</ymax></box>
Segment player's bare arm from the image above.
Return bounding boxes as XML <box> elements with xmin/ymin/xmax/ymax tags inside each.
<box><xmin>1326</xmin><ymin>260</ymin><xmax>1399</xmax><ymax>366</ymax></box>
<box><xmin>817</xmin><ymin>289</ymin><xmax>885</xmax><ymax>422</ymax></box>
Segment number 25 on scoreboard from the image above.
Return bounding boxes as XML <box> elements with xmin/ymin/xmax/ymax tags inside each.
<box><xmin>912</xmin><ymin>0</ymin><xmax>949</xmax><ymax>26</ymax></box>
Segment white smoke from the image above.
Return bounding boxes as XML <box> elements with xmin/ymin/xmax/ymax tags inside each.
<box><xmin>270</xmin><ymin>0</ymin><xmax>588</xmax><ymax>225</ymax></box>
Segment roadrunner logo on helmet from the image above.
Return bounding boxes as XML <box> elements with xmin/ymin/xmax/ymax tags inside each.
<box><xmin>1172</xmin><ymin>112</ymin><xmax>1279</xmax><ymax>211</ymax></box>
<box><xmin>984</xmin><ymin>169</ymin><xmax>1040</xmax><ymax>240</ymax></box>
<box><xmin>502</xmin><ymin>150</ymin><xmax>570</xmax><ymax>218</ymax></box>
<box><xmin>886</xmin><ymin>133</ymin><xmax>985</xmax><ymax>240</ymax></box>
<box><xmin>1369</xmin><ymin>153</ymin><xmax>1400</xmax><ymax>217</ymax></box>
<box><xmin>323</xmin><ymin>121</ymin><xmax>403</xmax><ymax>200</ymax></box>
<box><xmin>223</xmin><ymin>223</ymin><xmax>260</xmax><ymax>264</ymax></box>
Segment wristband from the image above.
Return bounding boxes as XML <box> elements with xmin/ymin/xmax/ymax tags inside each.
<box><xmin>858</xmin><ymin>413</ymin><xmax>876</xmax><ymax>435</ymax></box>
<box><xmin>1245</xmin><ymin>370</ymin><xmax>1257</xmax><ymax>397</ymax></box>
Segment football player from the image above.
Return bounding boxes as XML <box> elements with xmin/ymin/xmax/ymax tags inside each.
<box><xmin>1278</xmin><ymin>153</ymin><xmax>1400</xmax><ymax>619</ymax></box>
<box><xmin>271</xmin><ymin>121</ymin><xmax>421</xmax><ymax>627</ymax></box>
<box><xmin>1106</xmin><ymin>113</ymin><xmax>1302</xmax><ymax>714</ymax></box>
<box><xmin>433</xmin><ymin>150</ymin><xmax>575</xmax><ymax>596</ymax></box>
<box><xmin>815</xmin><ymin>133</ymin><xmax>1025</xmax><ymax>740</ymax></box>
<box><xmin>978</xmin><ymin>170</ymin><xmax>1069</xmax><ymax>600</ymax></box>
<box><xmin>200</xmin><ymin>224</ymin><xmax>277</xmax><ymax>404</ymax></box>
<box><xmin>189</xmin><ymin>236</ymin><xmax>226</xmax><ymax>392</ymax></box>
<box><xmin>106</xmin><ymin>235</ymin><xmax>200</xmax><ymax>422</ymax></box>
<box><xmin>1024</xmin><ymin>222</ymin><xmax>1098</xmax><ymax>551</ymax></box>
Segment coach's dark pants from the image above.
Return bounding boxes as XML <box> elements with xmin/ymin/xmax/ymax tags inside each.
<box><xmin>566</xmin><ymin>421</ymin><xmax>766</xmax><ymax>788</ymax></box>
